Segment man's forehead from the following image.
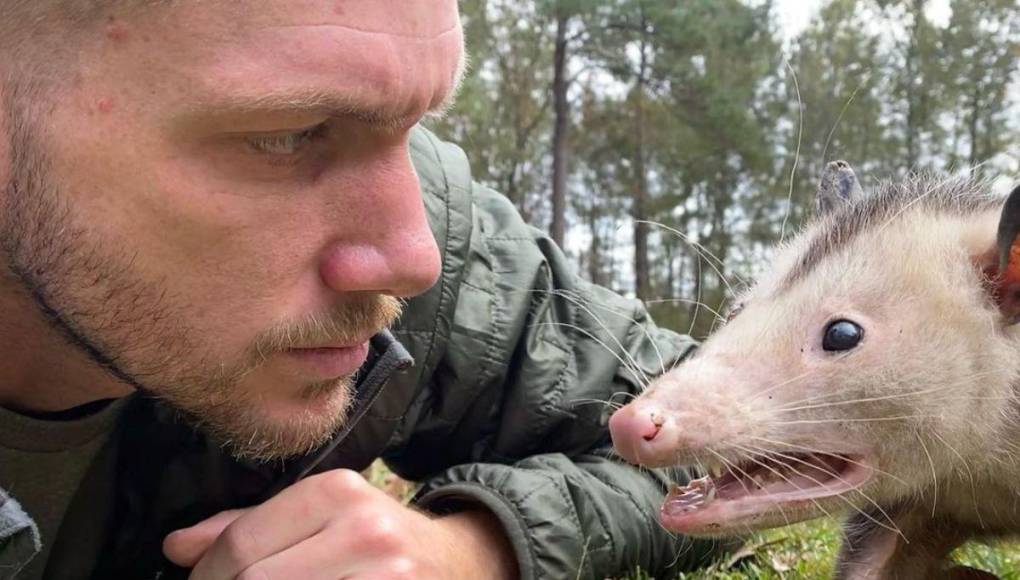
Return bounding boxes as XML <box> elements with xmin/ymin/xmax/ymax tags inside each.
<box><xmin>183</xmin><ymin>0</ymin><xmax>459</xmax><ymax>39</ymax></box>
<box><xmin>130</xmin><ymin>0</ymin><xmax>465</xmax><ymax>124</ymax></box>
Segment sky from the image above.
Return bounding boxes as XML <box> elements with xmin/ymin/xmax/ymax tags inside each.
<box><xmin>774</xmin><ymin>0</ymin><xmax>955</xmax><ymax>40</ymax></box>
<box><xmin>774</xmin><ymin>0</ymin><xmax>822</xmax><ymax>39</ymax></box>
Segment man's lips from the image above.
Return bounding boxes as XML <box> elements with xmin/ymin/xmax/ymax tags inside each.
<box><xmin>283</xmin><ymin>342</ymin><xmax>370</xmax><ymax>379</ymax></box>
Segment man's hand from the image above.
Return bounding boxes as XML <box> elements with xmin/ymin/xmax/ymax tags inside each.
<box><xmin>162</xmin><ymin>469</ymin><xmax>519</xmax><ymax>580</ymax></box>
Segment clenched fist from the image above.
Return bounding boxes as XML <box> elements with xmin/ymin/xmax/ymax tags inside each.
<box><xmin>163</xmin><ymin>469</ymin><xmax>518</xmax><ymax>580</ymax></box>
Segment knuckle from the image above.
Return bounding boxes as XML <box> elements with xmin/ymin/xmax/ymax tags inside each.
<box><xmin>358</xmin><ymin>516</ymin><xmax>404</xmax><ymax>552</ymax></box>
<box><xmin>382</xmin><ymin>557</ymin><xmax>421</xmax><ymax>580</ymax></box>
<box><xmin>218</xmin><ymin>522</ymin><xmax>264</xmax><ymax>564</ymax></box>
<box><xmin>313</xmin><ymin>469</ymin><xmax>368</xmax><ymax>501</ymax></box>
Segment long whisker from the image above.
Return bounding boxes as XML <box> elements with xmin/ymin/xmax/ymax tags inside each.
<box><xmin>569</xmin><ymin>398</ymin><xmax>624</xmax><ymax>410</ymax></box>
<box><xmin>526</xmin><ymin>288</ymin><xmax>668</xmax><ymax>379</ymax></box>
<box><xmin>774</xmin><ymin>367</ymin><xmax>1007</xmax><ymax>410</ymax></box>
<box><xmin>916</xmin><ymin>430</ymin><xmax>939</xmax><ymax>518</ymax></box>
<box><xmin>552</xmin><ymin>288</ymin><xmax>672</xmax><ymax>378</ymax></box>
<box><xmin>705</xmin><ymin>449</ymin><xmax>760</xmax><ymax>513</ymax></box>
<box><xmin>534</xmin><ymin>322</ymin><xmax>649</xmax><ymax>387</ymax></box>
<box><xmin>733</xmin><ymin>445</ymin><xmax>829</xmax><ymax>527</ymax></box>
<box><xmin>635</xmin><ymin>219</ymin><xmax>747</xmax><ymax>288</ymax></box>
<box><xmin>504</xmin><ymin>286</ymin><xmax>668</xmax><ymax>386</ymax></box>
<box><xmin>875</xmin><ymin>169</ymin><xmax>995</xmax><ymax>234</ymax></box>
<box><xmin>773</xmin><ymin>374</ymin><xmax>1006</xmax><ymax>414</ymax></box>
<box><xmin>635</xmin><ymin>220</ymin><xmax>738</xmax><ymax>296</ymax></box>
<box><xmin>739</xmin><ymin>443</ymin><xmax>904</xmax><ymax>541</ymax></box>
<box><xmin>746</xmin><ymin>354</ymin><xmax>855</xmax><ymax>404</ymax></box>
<box><xmin>772</xmin><ymin>415</ymin><xmax>941</xmax><ymax>426</ymax></box>
<box><xmin>643</xmin><ymin>298</ymin><xmax>726</xmax><ymax>322</ymax></box>
<box><xmin>930</xmin><ymin>429</ymin><xmax>984</xmax><ymax>529</ymax></box>
<box><xmin>820</xmin><ymin>77</ymin><xmax>867</xmax><ymax>164</ymax></box>
<box><xmin>774</xmin><ymin>387</ymin><xmax>952</xmax><ymax>413</ymax></box>
<box><xmin>780</xmin><ymin>58</ymin><xmax>803</xmax><ymax>245</ymax></box>
<box><xmin>747</xmin><ymin>435</ymin><xmax>908</xmax><ymax>487</ymax></box>
<box><xmin>687</xmin><ymin>254</ymin><xmax>705</xmax><ymax>339</ymax></box>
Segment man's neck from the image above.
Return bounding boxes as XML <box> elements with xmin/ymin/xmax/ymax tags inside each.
<box><xmin>0</xmin><ymin>277</ymin><xmax>132</xmax><ymax>414</ymax></box>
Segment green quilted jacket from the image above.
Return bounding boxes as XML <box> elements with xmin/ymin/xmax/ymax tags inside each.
<box><xmin>0</xmin><ymin>127</ymin><xmax>717</xmax><ymax>580</ymax></box>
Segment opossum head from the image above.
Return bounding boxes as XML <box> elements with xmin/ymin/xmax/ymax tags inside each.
<box><xmin>610</xmin><ymin>163</ymin><xmax>1020</xmax><ymax>536</ymax></box>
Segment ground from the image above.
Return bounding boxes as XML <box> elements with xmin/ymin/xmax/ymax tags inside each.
<box><xmin>364</xmin><ymin>460</ymin><xmax>1020</xmax><ymax>579</ymax></box>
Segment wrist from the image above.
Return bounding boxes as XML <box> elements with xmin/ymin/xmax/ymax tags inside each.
<box><xmin>437</xmin><ymin>509</ymin><xmax>519</xmax><ymax>580</ymax></box>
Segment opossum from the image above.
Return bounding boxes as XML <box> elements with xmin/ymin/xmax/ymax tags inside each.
<box><xmin>609</xmin><ymin>161</ymin><xmax>1020</xmax><ymax>580</ymax></box>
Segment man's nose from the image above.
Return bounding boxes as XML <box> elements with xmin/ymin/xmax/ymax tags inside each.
<box><xmin>318</xmin><ymin>147</ymin><xmax>442</xmax><ymax>299</ymax></box>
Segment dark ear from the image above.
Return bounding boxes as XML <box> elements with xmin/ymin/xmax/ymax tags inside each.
<box><xmin>816</xmin><ymin>160</ymin><xmax>864</xmax><ymax>217</ymax></box>
<box><xmin>993</xmin><ymin>184</ymin><xmax>1020</xmax><ymax>324</ymax></box>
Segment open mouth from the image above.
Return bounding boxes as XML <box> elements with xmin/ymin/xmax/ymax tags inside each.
<box><xmin>661</xmin><ymin>451</ymin><xmax>872</xmax><ymax>535</ymax></box>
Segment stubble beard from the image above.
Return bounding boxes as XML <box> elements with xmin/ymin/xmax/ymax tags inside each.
<box><xmin>0</xmin><ymin>101</ymin><xmax>403</xmax><ymax>462</ymax></box>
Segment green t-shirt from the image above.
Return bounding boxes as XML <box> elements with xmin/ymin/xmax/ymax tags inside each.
<box><xmin>0</xmin><ymin>399</ymin><xmax>125</xmax><ymax>580</ymax></box>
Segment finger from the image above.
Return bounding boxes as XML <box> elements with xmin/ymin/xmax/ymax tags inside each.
<box><xmin>189</xmin><ymin>470</ymin><xmax>379</xmax><ymax>579</ymax></box>
<box><xmin>236</xmin><ymin>522</ymin><xmax>414</xmax><ymax>580</ymax></box>
<box><xmin>163</xmin><ymin>509</ymin><xmax>249</xmax><ymax>567</ymax></box>
<box><xmin>234</xmin><ymin>529</ymin><xmax>354</xmax><ymax>580</ymax></box>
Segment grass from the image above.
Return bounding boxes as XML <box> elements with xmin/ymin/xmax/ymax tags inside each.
<box><xmin>638</xmin><ymin>519</ymin><xmax>1020</xmax><ymax>580</ymax></box>
<box><xmin>364</xmin><ymin>461</ymin><xmax>1020</xmax><ymax>579</ymax></box>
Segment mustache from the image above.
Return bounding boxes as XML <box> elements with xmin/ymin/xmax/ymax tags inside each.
<box><xmin>250</xmin><ymin>295</ymin><xmax>404</xmax><ymax>359</ymax></box>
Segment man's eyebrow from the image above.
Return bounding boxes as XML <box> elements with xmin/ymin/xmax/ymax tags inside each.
<box><xmin>185</xmin><ymin>87</ymin><xmax>457</xmax><ymax>130</ymax></box>
<box><xmin>184</xmin><ymin>48</ymin><xmax>468</xmax><ymax>128</ymax></box>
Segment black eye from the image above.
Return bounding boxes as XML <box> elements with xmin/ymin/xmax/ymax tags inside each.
<box><xmin>822</xmin><ymin>319</ymin><xmax>864</xmax><ymax>352</ymax></box>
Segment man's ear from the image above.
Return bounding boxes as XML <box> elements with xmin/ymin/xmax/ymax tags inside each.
<box><xmin>988</xmin><ymin>184</ymin><xmax>1020</xmax><ymax>324</ymax></box>
<box><xmin>816</xmin><ymin>160</ymin><xmax>864</xmax><ymax>217</ymax></box>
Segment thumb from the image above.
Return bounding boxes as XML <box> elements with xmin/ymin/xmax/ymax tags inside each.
<box><xmin>162</xmin><ymin>509</ymin><xmax>249</xmax><ymax>567</ymax></box>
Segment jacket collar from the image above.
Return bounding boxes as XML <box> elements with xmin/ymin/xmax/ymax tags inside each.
<box><xmin>0</xmin><ymin>330</ymin><xmax>413</xmax><ymax>580</ymax></box>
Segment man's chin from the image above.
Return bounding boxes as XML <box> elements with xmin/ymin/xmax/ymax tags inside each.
<box><xmin>165</xmin><ymin>374</ymin><xmax>357</xmax><ymax>463</ymax></box>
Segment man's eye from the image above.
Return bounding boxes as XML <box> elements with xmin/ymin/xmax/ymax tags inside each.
<box><xmin>246</xmin><ymin>125</ymin><xmax>326</xmax><ymax>155</ymax></box>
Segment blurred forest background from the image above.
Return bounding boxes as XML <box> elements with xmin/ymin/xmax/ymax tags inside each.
<box><xmin>428</xmin><ymin>0</ymin><xmax>1019</xmax><ymax>339</ymax></box>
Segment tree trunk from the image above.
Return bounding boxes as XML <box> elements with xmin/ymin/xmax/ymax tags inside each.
<box><xmin>904</xmin><ymin>0</ymin><xmax>926</xmax><ymax>169</ymax></box>
<box><xmin>665</xmin><ymin>241</ymin><xmax>675</xmax><ymax>302</ymax></box>
<box><xmin>967</xmin><ymin>83</ymin><xmax>980</xmax><ymax>172</ymax></box>
<box><xmin>633</xmin><ymin>14</ymin><xmax>652</xmax><ymax>301</ymax></box>
<box><xmin>550</xmin><ymin>9</ymin><xmax>570</xmax><ymax>247</ymax></box>
<box><xmin>587</xmin><ymin>202</ymin><xmax>601</xmax><ymax>284</ymax></box>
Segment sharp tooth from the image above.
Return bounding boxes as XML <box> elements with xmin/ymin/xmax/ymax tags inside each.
<box><xmin>677</xmin><ymin>496</ymin><xmax>702</xmax><ymax>508</ymax></box>
<box><xmin>710</xmin><ymin>464</ymin><xmax>723</xmax><ymax>479</ymax></box>
<box><xmin>706</xmin><ymin>486</ymin><xmax>717</xmax><ymax>502</ymax></box>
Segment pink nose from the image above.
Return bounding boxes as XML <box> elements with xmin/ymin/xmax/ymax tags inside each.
<box><xmin>609</xmin><ymin>402</ymin><xmax>682</xmax><ymax>468</ymax></box>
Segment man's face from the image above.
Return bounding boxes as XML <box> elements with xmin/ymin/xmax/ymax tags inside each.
<box><xmin>0</xmin><ymin>0</ymin><xmax>460</xmax><ymax>460</ymax></box>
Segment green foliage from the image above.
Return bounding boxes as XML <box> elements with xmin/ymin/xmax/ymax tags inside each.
<box><xmin>431</xmin><ymin>0</ymin><xmax>1020</xmax><ymax>339</ymax></box>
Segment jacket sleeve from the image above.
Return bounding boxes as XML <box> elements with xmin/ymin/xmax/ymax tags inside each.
<box><xmin>384</xmin><ymin>150</ymin><xmax>722</xmax><ymax>578</ymax></box>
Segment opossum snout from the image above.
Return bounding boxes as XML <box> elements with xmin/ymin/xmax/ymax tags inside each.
<box><xmin>609</xmin><ymin>401</ymin><xmax>677</xmax><ymax>467</ymax></box>
<box><xmin>610</xmin><ymin>385</ymin><xmax>745</xmax><ymax>468</ymax></box>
